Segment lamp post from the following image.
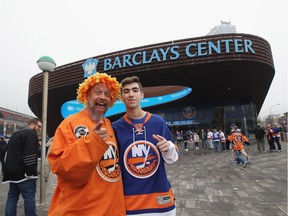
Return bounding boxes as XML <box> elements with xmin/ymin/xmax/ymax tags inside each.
<box><xmin>37</xmin><ymin>56</ymin><xmax>56</xmax><ymax>205</ymax></box>
<box><xmin>269</xmin><ymin>103</ymin><xmax>280</xmax><ymax>124</ymax></box>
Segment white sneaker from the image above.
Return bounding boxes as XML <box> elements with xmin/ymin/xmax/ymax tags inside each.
<box><xmin>243</xmin><ymin>162</ymin><xmax>247</xmax><ymax>168</ymax></box>
<box><xmin>246</xmin><ymin>156</ymin><xmax>250</xmax><ymax>163</ymax></box>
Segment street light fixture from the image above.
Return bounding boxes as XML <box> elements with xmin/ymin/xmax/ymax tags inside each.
<box><xmin>269</xmin><ymin>103</ymin><xmax>280</xmax><ymax>124</ymax></box>
<box><xmin>37</xmin><ymin>56</ymin><xmax>56</xmax><ymax>205</ymax></box>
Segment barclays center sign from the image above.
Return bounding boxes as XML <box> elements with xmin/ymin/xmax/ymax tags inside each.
<box><xmin>82</xmin><ymin>38</ymin><xmax>256</xmax><ymax>77</ymax></box>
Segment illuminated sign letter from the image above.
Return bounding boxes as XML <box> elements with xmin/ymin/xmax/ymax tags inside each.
<box><xmin>234</xmin><ymin>39</ymin><xmax>244</xmax><ymax>53</ymax></box>
<box><xmin>208</xmin><ymin>41</ymin><xmax>221</xmax><ymax>54</ymax></box>
<box><xmin>197</xmin><ymin>42</ymin><xmax>208</xmax><ymax>56</ymax></box>
<box><xmin>148</xmin><ymin>49</ymin><xmax>161</xmax><ymax>62</ymax></box>
<box><xmin>122</xmin><ymin>54</ymin><xmax>133</xmax><ymax>67</ymax></box>
<box><xmin>159</xmin><ymin>47</ymin><xmax>170</xmax><ymax>61</ymax></box>
<box><xmin>170</xmin><ymin>45</ymin><xmax>180</xmax><ymax>60</ymax></box>
<box><xmin>185</xmin><ymin>43</ymin><xmax>197</xmax><ymax>57</ymax></box>
<box><xmin>112</xmin><ymin>57</ymin><xmax>122</xmax><ymax>69</ymax></box>
<box><xmin>221</xmin><ymin>39</ymin><xmax>233</xmax><ymax>53</ymax></box>
<box><xmin>244</xmin><ymin>39</ymin><xmax>255</xmax><ymax>53</ymax></box>
<box><xmin>104</xmin><ymin>58</ymin><xmax>112</xmax><ymax>71</ymax></box>
<box><xmin>142</xmin><ymin>51</ymin><xmax>149</xmax><ymax>64</ymax></box>
<box><xmin>132</xmin><ymin>52</ymin><xmax>142</xmax><ymax>65</ymax></box>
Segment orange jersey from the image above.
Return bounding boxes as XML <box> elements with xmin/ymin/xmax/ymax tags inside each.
<box><xmin>228</xmin><ymin>131</ymin><xmax>249</xmax><ymax>151</ymax></box>
<box><xmin>48</xmin><ymin>109</ymin><xmax>125</xmax><ymax>216</ymax></box>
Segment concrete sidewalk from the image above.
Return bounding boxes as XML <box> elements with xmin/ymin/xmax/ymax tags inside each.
<box><xmin>169</xmin><ymin>141</ymin><xmax>287</xmax><ymax>216</ymax></box>
<box><xmin>0</xmin><ymin>140</ymin><xmax>287</xmax><ymax>216</ymax></box>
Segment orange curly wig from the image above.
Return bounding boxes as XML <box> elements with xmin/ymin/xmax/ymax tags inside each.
<box><xmin>76</xmin><ymin>73</ymin><xmax>120</xmax><ymax>107</ymax></box>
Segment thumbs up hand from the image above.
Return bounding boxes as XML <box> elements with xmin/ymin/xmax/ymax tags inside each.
<box><xmin>93</xmin><ymin>121</ymin><xmax>107</xmax><ymax>141</ymax></box>
<box><xmin>153</xmin><ymin>134</ymin><xmax>169</xmax><ymax>152</ymax></box>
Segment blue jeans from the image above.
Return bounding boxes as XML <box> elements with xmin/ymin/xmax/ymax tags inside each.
<box><xmin>214</xmin><ymin>141</ymin><xmax>220</xmax><ymax>153</ymax></box>
<box><xmin>273</xmin><ymin>137</ymin><xmax>282</xmax><ymax>150</ymax></box>
<box><xmin>234</xmin><ymin>150</ymin><xmax>246</xmax><ymax>165</ymax></box>
<box><xmin>208</xmin><ymin>139</ymin><xmax>213</xmax><ymax>149</ymax></box>
<box><xmin>201</xmin><ymin>140</ymin><xmax>207</xmax><ymax>149</ymax></box>
<box><xmin>5</xmin><ymin>179</ymin><xmax>37</xmax><ymax>216</ymax></box>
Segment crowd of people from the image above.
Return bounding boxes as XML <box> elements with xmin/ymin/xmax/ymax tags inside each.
<box><xmin>172</xmin><ymin>122</ymin><xmax>284</xmax><ymax>168</ymax></box>
<box><xmin>174</xmin><ymin>127</ymin><xmax>233</xmax><ymax>153</ymax></box>
<box><xmin>0</xmin><ymin>72</ymin><xmax>285</xmax><ymax>216</ymax></box>
<box><xmin>173</xmin><ymin>123</ymin><xmax>282</xmax><ymax>150</ymax></box>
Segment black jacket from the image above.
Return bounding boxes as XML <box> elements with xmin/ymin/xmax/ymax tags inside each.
<box><xmin>0</xmin><ymin>140</ymin><xmax>7</xmax><ymax>159</ymax></box>
<box><xmin>254</xmin><ymin>127</ymin><xmax>265</xmax><ymax>139</ymax></box>
<box><xmin>2</xmin><ymin>128</ymin><xmax>39</xmax><ymax>182</ymax></box>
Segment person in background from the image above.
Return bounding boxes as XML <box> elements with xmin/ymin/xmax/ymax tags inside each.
<box><xmin>0</xmin><ymin>135</ymin><xmax>8</xmax><ymax>174</ymax></box>
<box><xmin>175</xmin><ymin>130</ymin><xmax>183</xmax><ymax>146</ymax></box>
<box><xmin>37</xmin><ymin>134</ymin><xmax>42</xmax><ymax>158</ymax></box>
<box><xmin>200</xmin><ymin>129</ymin><xmax>207</xmax><ymax>150</ymax></box>
<box><xmin>228</xmin><ymin>125</ymin><xmax>250</xmax><ymax>164</ymax></box>
<box><xmin>2</xmin><ymin>118</ymin><xmax>42</xmax><ymax>216</ymax></box>
<box><xmin>47</xmin><ymin>73</ymin><xmax>125</xmax><ymax>216</ymax></box>
<box><xmin>237</xmin><ymin>127</ymin><xmax>251</xmax><ymax>162</ymax></box>
<box><xmin>194</xmin><ymin>132</ymin><xmax>200</xmax><ymax>150</ymax></box>
<box><xmin>228</xmin><ymin>125</ymin><xmax>249</xmax><ymax>168</ymax></box>
<box><xmin>183</xmin><ymin>130</ymin><xmax>189</xmax><ymax>152</ymax></box>
<box><xmin>207</xmin><ymin>129</ymin><xmax>213</xmax><ymax>150</ymax></box>
<box><xmin>113</xmin><ymin>76</ymin><xmax>179</xmax><ymax>216</ymax></box>
<box><xmin>44</xmin><ymin>137</ymin><xmax>57</xmax><ymax>196</ymax></box>
<box><xmin>271</xmin><ymin>124</ymin><xmax>282</xmax><ymax>152</ymax></box>
<box><xmin>212</xmin><ymin>128</ymin><xmax>221</xmax><ymax>153</ymax></box>
<box><xmin>266</xmin><ymin>123</ymin><xmax>276</xmax><ymax>152</ymax></box>
<box><xmin>219</xmin><ymin>129</ymin><xmax>226</xmax><ymax>151</ymax></box>
<box><xmin>253</xmin><ymin>124</ymin><xmax>266</xmax><ymax>153</ymax></box>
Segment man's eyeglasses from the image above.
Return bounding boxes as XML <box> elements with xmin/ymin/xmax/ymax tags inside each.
<box><xmin>36</xmin><ymin>124</ymin><xmax>42</xmax><ymax>129</ymax></box>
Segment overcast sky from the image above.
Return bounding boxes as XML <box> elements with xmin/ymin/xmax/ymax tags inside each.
<box><xmin>0</xmin><ymin>0</ymin><xmax>287</xmax><ymax>119</ymax></box>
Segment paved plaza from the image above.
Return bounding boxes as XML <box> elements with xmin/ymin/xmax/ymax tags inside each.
<box><xmin>169</xmin><ymin>139</ymin><xmax>287</xmax><ymax>216</ymax></box>
<box><xmin>0</xmin><ymin>137</ymin><xmax>287</xmax><ymax>216</ymax></box>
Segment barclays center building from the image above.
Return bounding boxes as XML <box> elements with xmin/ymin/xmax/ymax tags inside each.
<box><xmin>28</xmin><ymin>32</ymin><xmax>274</xmax><ymax>137</ymax></box>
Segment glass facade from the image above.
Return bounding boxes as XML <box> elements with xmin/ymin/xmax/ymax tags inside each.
<box><xmin>150</xmin><ymin>100</ymin><xmax>257</xmax><ymax>137</ymax></box>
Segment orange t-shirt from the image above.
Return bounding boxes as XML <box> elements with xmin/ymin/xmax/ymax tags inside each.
<box><xmin>48</xmin><ymin>109</ymin><xmax>125</xmax><ymax>216</ymax></box>
<box><xmin>228</xmin><ymin>131</ymin><xmax>249</xmax><ymax>151</ymax></box>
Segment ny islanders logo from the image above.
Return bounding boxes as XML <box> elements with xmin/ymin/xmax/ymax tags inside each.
<box><xmin>96</xmin><ymin>141</ymin><xmax>121</xmax><ymax>182</ymax></box>
<box><xmin>183</xmin><ymin>106</ymin><xmax>196</xmax><ymax>119</ymax></box>
<box><xmin>124</xmin><ymin>140</ymin><xmax>160</xmax><ymax>179</ymax></box>
<box><xmin>82</xmin><ymin>58</ymin><xmax>99</xmax><ymax>78</ymax></box>
<box><xmin>74</xmin><ymin>125</ymin><xmax>121</xmax><ymax>182</ymax></box>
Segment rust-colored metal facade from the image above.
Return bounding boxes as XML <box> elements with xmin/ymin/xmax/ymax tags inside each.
<box><xmin>28</xmin><ymin>33</ymin><xmax>274</xmax><ymax>136</ymax></box>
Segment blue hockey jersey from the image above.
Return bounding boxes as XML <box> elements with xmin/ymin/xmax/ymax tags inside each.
<box><xmin>112</xmin><ymin>112</ymin><xmax>177</xmax><ymax>215</ymax></box>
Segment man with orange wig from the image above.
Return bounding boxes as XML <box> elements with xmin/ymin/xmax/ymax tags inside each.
<box><xmin>48</xmin><ymin>73</ymin><xmax>125</xmax><ymax>216</ymax></box>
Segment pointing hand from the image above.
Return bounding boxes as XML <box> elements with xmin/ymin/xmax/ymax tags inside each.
<box><xmin>153</xmin><ymin>134</ymin><xmax>169</xmax><ymax>152</ymax></box>
<box><xmin>93</xmin><ymin>121</ymin><xmax>107</xmax><ymax>141</ymax></box>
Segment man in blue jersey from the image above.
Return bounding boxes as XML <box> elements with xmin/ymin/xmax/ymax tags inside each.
<box><xmin>212</xmin><ymin>128</ymin><xmax>221</xmax><ymax>153</ymax></box>
<box><xmin>112</xmin><ymin>76</ymin><xmax>179</xmax><ymax>216</ymax></box>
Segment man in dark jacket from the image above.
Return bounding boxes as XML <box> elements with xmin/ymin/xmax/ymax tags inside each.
<box><xmin>2</xmin><ymin>118</ymin><xmax>42</xmax><ymax>216</ymax></box>
<box><xmin>253</xmin><ymin>124</ymin><xmax>266</xmax><ymax>152</ymax></box>
<box><xmin>0</xmin><ymin>135</ymin><xmax>8</xmax><ymax>173</ymax></box>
